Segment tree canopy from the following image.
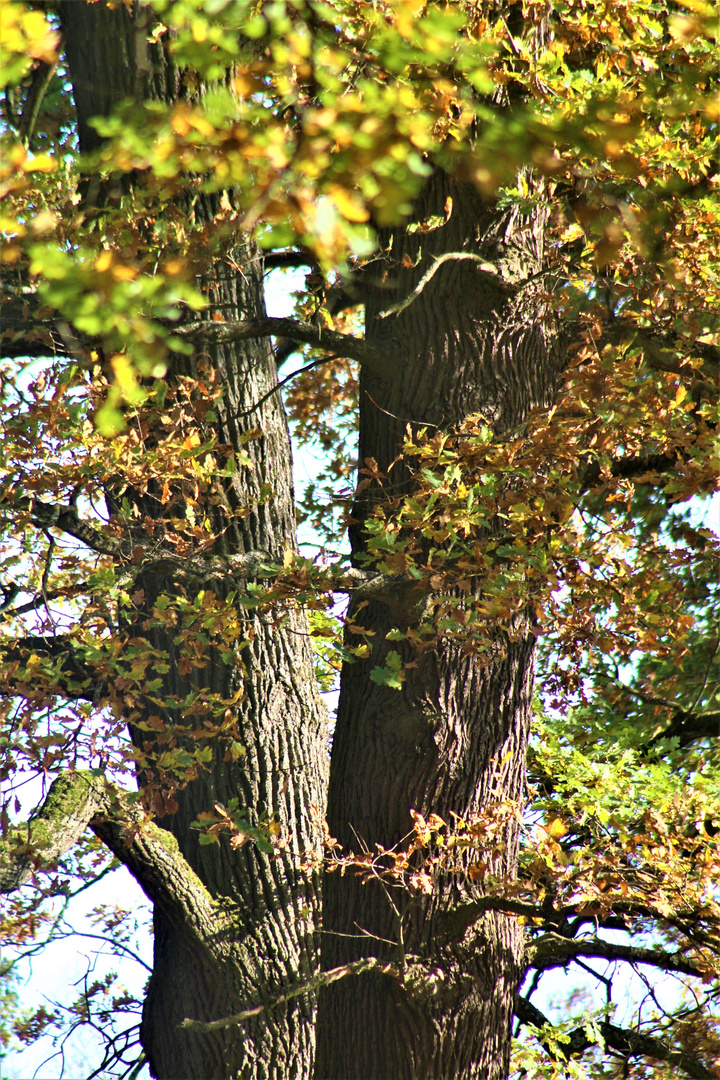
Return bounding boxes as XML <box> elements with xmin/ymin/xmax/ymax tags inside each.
<box><xmin>1</xmin><ymin>1</ymin><xmax>719</xmax><ymax>1078</ymax></box>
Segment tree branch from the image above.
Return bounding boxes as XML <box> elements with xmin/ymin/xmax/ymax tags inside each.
<box><xmin>0</xmin><ymin>275</ymin><xmax>83</xmax><ymax>361</ymax></box>
<box><xmin>173</xmin><ymin>316</ymin><xmax>385</xmax><ymax>374</ymax></box>
<box><xmin>273</xmin><ymin>282</ymin><xmax>359</xmax><ymax>367</ymax></box>
<box><xmin>602</xmin><ymin>322</ymin><xmax>720</xmax><ymax>379</ymax></box>
<box><xmin>570</xmin><ymin>320</ymin><xmax>720</xmax><ymax>496</ymax></box>
<box><xmin>441</xmin><ymin>896</ymin><xmax>549</xmax><ymax>942</ymax></box>
<box><xmin>648</xmin><ymin>709</ymin><xmax>720</xmax><ymax>748</ymax></box>
<box><xmin>514</xmin><ymin>995</ymin><xmax>715</xmax><ymax>1080</ymax></box>
<box><xmin>529</xmin><ymin>931</ymin><xmax>709</xmax><ymax>980</ymax></box>
<box><xmin>1</xmin><ymin>495</ymin><xmax>125</xmax><ymax>558</ymax></box>
<box><xmin>262</xmin><ymin>250</ymin><xmax>319</xmax><ymax>272</ymax></box>
<box><xmin>376</xmin><ymin>252</ymin><xmax>516</xmax><ymax>321</ymax></box>
<box><xmin>580</xmin><ymin>449</ymin><xmax>680</xmax><ymax>492</ymax></box>
<box><xmin>0</xmin><ymin>771</ymin><xmax>107</xmax><ymax>892</ymax></box>
<box><xmin>0</xmin><ymin>633</ymin><xmax>105</xmax><ymax>701</ymax></box>
<box><xmin>19</xmin><ymin>59</ymin><xmax>58</xmax><ymax>148</ymax></box>
<box><xmin>0</xmin><ymin>771</ymin><xmax>217</xmax><ymax>943</ymax></box>
<box><xmin>0</xmin><ymin>586</ymin><xmax>80</xmax><ymax>621</ymax></box>
<box><xmin>233</xmin><ymin>355</ymin><xmax>339</xmax><ymax>417</ymax></box>
<box><xmin>91</xmin><ymin>801</ymin><xmax>216</xmax><ymax>941</ymax></box>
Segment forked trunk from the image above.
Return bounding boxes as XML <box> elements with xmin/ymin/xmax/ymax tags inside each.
<box><xmin>61</xmin><ymin>4</ymin><xmax>562</xmax><ymax>1077</ymax></box>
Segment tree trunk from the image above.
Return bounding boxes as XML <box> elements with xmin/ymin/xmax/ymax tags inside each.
<box><xmin>59</xmin><ymin>4</ymin><xmax>327</xmax><ymax>1077</ymax></box>
<box><xmin>57</xmin><ymin>5</ymin><xmax>563</xmax><ymax>1078</ymax></box>
<box><xmin>315</xmin><ymin>174</ymin><xmax>563</xmax><ymax>1078</ymax></box>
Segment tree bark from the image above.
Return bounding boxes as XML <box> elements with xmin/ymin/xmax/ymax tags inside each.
<box><xmin>21</xmin><ymin>5</ymin><xmax>563</xmax><ymax>1078</ymax></box>
<box><xmin>58</xmin><ymin>3</ymin><xmax>327</xmax><ymax>1077</ymax></box>
<box><xmin>315</xmin><ymin>174</ymin><xmax>563</xmax><ymax>1078</ymax></box>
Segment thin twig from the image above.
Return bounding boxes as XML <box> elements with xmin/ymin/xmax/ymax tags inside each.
<box><xmin>376</xmin><ymin>252</ymin><xmax>514</xmax><ymax>320</ymax></box>
<box><xmin>181</xmin><ymin>957</ymin><xmax>399</xmax><ymax>1032</ymax></box>
<box><xmin>233</xmin><ymin>354</ymin><xmax>339</xmax><ymax>418</ymax></box>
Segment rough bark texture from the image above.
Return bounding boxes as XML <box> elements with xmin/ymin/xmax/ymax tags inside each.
<box><xmin>59</xmin><ymin>4</ymin><xmax>327</xmax><ymax>1078</ymax></box>
<box><xmin>315</xmin><ymin>175</ymin><xmax>563</xmax><ymax>1079</ymax></box>
<box><xmin>29</xmin><ymin>5</ymin><xmax>563</xmax><ymax>1078</ymax></box>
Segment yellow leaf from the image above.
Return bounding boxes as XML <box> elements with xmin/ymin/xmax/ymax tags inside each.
<box><xmin>23</xmin><ymin>153</ymin><xmax>55</xmax><ymax>174</ymax></box>
<box><xmin>112</xmin><ymin>262</ymin><xmax>137</xmax><ymax>281</ymax></box>
<box><xmin>110</xmin><ymin>354</ymin><xmax>143</xmax><ymax>403</ymax></box>
<box><xmin>171</xmin><ymin>105</ymin><xmax>191</xmax><ymax>135</ymax></box>
<box><xmin>327</xmin><ymin>184</ymin><xmax>369</xmax><ymax>222</ymax></box>
<box><xmin>547</xmin><ymin>817</ymin><xmax>568</xmax><ymax>840</ymax></box>
<box><xmin>95</xmin><ymin>250</ymin><xmax>113</xmax><ymax>273</ymax></box>
<box><xmin>672</xmin><ymin>385</ymin><xmax>688</xmax><ymax>408</ymax></box>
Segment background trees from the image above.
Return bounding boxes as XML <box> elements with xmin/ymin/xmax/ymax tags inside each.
<box><xmin>1</xmin><ymin>2</ymin><xmax>719</xmax><ymax>1079</ymax></box>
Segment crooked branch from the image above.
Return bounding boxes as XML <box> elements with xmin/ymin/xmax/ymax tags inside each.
<box><xmin>376</xmin><ymin>252</ymin><xmax>516</xmax><ymax>321</ymax></box>
<box><xmin>0</xmin><ymin>771</ymin><xmax>217</xmax><ymax>943</ymax></box>
<box><xmin>2</xmin><ymin>495</ymin><xmax>125</xmax><ymax>559</ymax></box>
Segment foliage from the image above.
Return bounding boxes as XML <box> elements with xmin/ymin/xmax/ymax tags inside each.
<box><xmin>0</xmin><ymin>0</ymin><xmax>719</xmax><ymax>1077</ymax></box>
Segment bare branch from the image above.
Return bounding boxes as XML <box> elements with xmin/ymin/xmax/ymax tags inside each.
<box><xmin>1</xmin><ymin>495</ymin><xmax>125</xmax><ymax>558</ymax></box>
<box><xmin>234</xmin><ymin>355</ymin><xmax>340</xmax><ymax>418</ymax></box>
<box><xmin>376</xmin><ymin>252</ymin><xmax>516</xmax><ymax>321</ymax></box>
<box><xmin>0</xmin><ymin>586</ymin><xmax>81</xmax><ymax>621</ymax></box>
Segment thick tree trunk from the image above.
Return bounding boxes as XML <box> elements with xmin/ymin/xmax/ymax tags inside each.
<box><xmin>59</xmin><ymin>4</ymin><xmax>326</xmax><ymax>1077</ymax></box>
<box><xmin>316</xmin><ymin>175</ymin><xmax>563</xmax><ymax>1078</ymax></box>
<box><xmin>132</xmin><ymin>254</ymin><xmax>328</xmax><ymax>1077</ymax></box>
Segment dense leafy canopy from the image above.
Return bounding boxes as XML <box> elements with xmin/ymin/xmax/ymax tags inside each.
<box><xmin>1</xmin><ymin>1</ymin><xmax>719</xmax><ymax>1077</ymax></box>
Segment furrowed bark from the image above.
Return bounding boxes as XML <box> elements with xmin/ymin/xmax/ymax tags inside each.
<box><xmin>315</xmin><ymin>173</ymin><xmax>564</xmax><ymax>1079</ymax></box>
<box><xmin>57</xmin><ymin>3</ymin><xmax>328</xmax><ymax>1077</ymax></box>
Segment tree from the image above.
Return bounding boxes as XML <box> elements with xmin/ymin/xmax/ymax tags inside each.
<box><xmin>0</xmin><ymin>2</ymin><xmax>719</xmax><ymax>1079</ymax></box>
